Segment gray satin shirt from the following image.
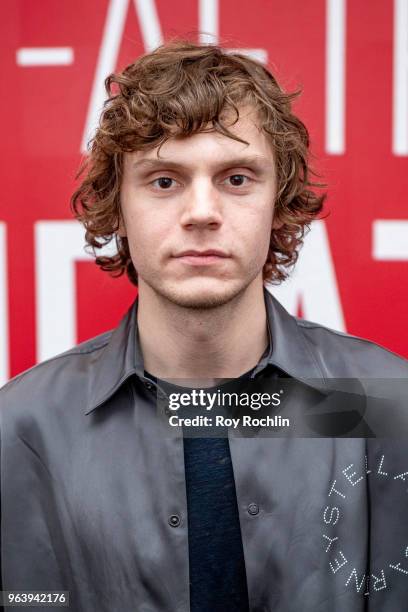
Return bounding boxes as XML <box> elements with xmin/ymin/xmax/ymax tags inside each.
<box><xmin>1</xmin><ymin>288</ymin><xmax>408</xmax><ymax>611</ymax></box>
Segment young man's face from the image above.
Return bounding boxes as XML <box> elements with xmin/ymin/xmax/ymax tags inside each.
<box><xmin>119</xmin><ymin>106</ymin><xmax>279</xmax><ymax>308</ymax></box>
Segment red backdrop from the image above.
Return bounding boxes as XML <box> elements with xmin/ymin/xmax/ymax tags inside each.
<box><xmin>1</xmin><ymin>0</ymin><xmax>407</xmax><ymax>385</ymax></box>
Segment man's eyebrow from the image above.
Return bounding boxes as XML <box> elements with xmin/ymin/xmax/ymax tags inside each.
<box><xmin>132</xmin><ymin>155</ymin><xmax>273</xmax><ymax>172</ymax></box>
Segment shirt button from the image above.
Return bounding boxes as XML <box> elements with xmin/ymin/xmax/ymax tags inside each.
<box><xmin>247</xmin><ymin>503</ymin><xmax>259</xmax><ymax>516</ymax></box>
<box><xmin>144</xmin><ymin>381</ymin><xmax>154</xmax><ymax>391</ymax></box>
<box><xmin>168</xmin><ymin>514</ymin><xmax>181</xmax><ymax>527</ymax></box>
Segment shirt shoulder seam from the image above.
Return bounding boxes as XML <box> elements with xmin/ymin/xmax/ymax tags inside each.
<box><xmin>1</xmin><ymin>334</ymin><xmax>112</xmax><ymax>393</ymax></box>
<box><xmin>295</xmin><ymin>318</ymin><xmax>407</xmax><ymax>361</ymax></box>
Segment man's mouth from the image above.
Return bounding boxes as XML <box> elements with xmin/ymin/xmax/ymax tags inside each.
<box><xmin>173</xmin><ymin>249</ymin><xmax>230</xmax><ymax>266</ymax></box>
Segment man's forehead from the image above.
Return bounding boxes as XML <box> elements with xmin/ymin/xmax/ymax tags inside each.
<box><xmin>125</xmin><ymin>110</ymin><xmax>274</xmax><ymax>170</ymax></box>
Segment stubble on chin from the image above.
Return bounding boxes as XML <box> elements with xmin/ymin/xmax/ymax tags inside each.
<box><xmin>139</xmin><ymin>273</ymin><xmax>258</xmax><ymax>311</ymax></box>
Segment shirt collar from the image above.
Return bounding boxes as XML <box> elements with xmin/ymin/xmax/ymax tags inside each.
<box><xmin>85</xmin><ymin>286</ymin><xmax>328</xmax><ymax>414</ymax></box>
<box><xmin>262</xmin><ymin>287</ymin><xmax>328</xmax><ymax>388</ymax></box>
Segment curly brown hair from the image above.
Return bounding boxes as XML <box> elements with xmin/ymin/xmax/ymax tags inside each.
<box><xmin>71</xmin><ymin>39</ymin><xmax>326</xmax><ymax>286</ymax></box>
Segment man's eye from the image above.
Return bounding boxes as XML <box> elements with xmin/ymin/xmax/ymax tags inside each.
<box><xmin>152</xmin><ymin>177</ymin><xmax>176</xmax><ymax>189</ymax></box>
<box><xmin>226</xmin><ymin>174</ymin><xmax>250</xmax><ymax>187</ymax></box>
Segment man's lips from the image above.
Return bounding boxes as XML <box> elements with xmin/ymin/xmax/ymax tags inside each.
<box><xmin>173</xmin><ymin>250</ymin><xmax>230</xmax><ymax>266</ymax></box>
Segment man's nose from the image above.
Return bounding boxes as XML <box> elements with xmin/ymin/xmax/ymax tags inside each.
<box><xmin>180</xmin><ymin>179</ymin><xmax>223</xmax><ymax>229</ymax></box>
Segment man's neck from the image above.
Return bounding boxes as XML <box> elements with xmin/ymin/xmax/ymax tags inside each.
<box><xmin>136</xmin><ymin>280</ymin><xmax>269</xmax><ymax>387</ymax></box>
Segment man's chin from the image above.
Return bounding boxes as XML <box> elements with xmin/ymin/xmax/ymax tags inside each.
<box><xmin>152</xmin><ymin>280</ymin><xmax>246</xmax><ymax>310</ymax></box>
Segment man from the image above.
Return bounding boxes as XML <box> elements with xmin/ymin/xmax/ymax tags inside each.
<box><xmin>1</xmin><ymin>40</ymin><xmax>407</xmax><ymax>612</ymax></box>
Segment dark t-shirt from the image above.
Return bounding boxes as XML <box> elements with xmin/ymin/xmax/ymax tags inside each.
<box><xmin>144</xmin><ymin>367</ymin><xmax>254</xmax><ymax>612</ymax></box>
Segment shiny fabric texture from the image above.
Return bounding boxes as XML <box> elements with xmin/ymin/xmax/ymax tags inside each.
<box><xmin>1</xmin><ymin>288</ymin><xmax>408</xmax><ymax>611</ymax></box>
